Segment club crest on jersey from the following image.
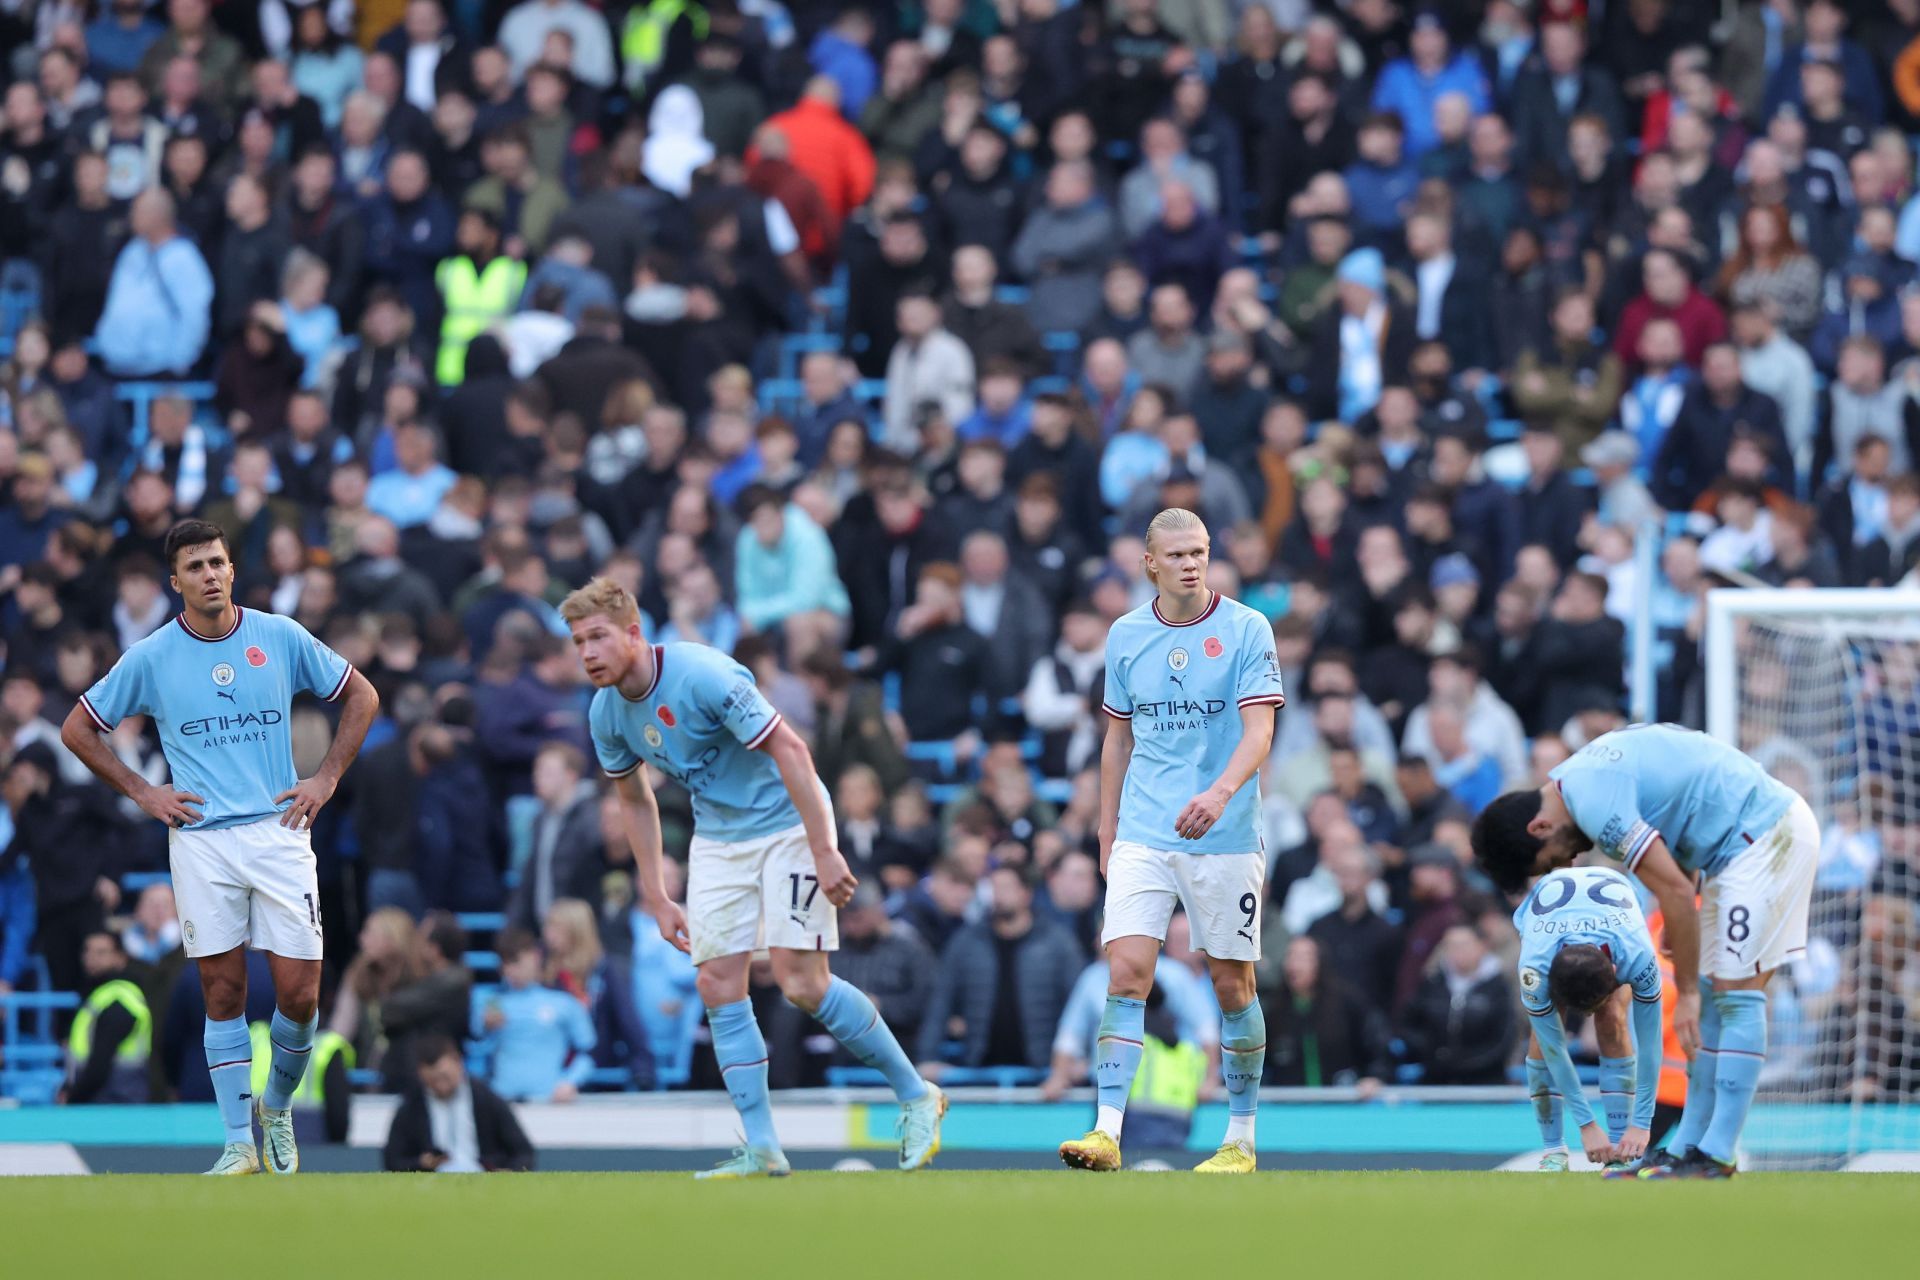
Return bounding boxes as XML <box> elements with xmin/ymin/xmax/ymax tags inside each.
<box><xmin>1203</xmin><ymin>637</ymin><xmax>1224</xmax><ymax>659</ymax></box>
<box><xmin>643</xmin><ymin>724</ymin><xmax>664</xmax><ymax>749</ymax></box>
<box><xmin>182</xmin><ymin>921</ymin><xmax>196</xmax><ymax>946</ymax></box>
<box><xmin>211</xmin><ymin>663</ymin><xmax>236</xmax><ymax>686</ymax></box>
<box><xmin>246</xmin><ymin>646</ymin><xmax>269</xmax><ymax>667</ymax></box>
<box><xmin>657</xmin><ymin>706</ymin><xmax>677</xmax><ymax>728</ymax></box>
<box><xmin>1168</xmin><ymin>648</ymin><xmax>1189</xmax><ymax>671</ymax></box>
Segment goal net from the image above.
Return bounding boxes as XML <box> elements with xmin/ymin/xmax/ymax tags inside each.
<box><xmin>1705</xmin><ymin>588</ymin><xmax>1920</xmax><ymax>1171</ymax></box>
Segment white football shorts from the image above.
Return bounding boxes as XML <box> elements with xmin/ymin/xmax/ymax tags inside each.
<box><xmin>169</xmin><ymin>816</ymin><xmax>324</xmax><ymax>960</ymax></box>
<box><xmin>1102</xmin><ymin>839</ymin><xmax>1265</xmax><ymax>962</ymax></box>
<box><xmin>686</xmin><ymin>821</ymin><xmax>839</xmax><ymax>966</ymax></box>
<box><xmin>1700</xmin><ymin>795</ymin><xmax>1821</xmax><ymax>981</ymax></box>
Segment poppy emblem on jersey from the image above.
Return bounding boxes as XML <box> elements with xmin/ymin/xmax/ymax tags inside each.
<box><xmin>246</xmin><ymin>647</ymin><xmax>268</xmax><ymax>667</ymax></box>
<box><xmin>643</xmin><ymin>725</ymin><xmax>664</xmax><ymax>749</ymax></box>
<box><xmin>1203</xmin><ymin>637</ymin><xmax>1224</xmax><ymax>659</ymax></box>
<box><xmin>1168</xmin><ymin>648</ymin><xmax>1189</xmax><ymax>671</ymax></box>
<box><xmin>211</xmin><ymin>663</ymin><xmax>236</xmax><ymax>686</ymax></box>
<box><xmin>658</xmin><ymin>707</ymin><xmax>677</xmax><ymax>728</ymax></box>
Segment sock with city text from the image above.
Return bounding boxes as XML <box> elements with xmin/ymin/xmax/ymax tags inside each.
<box><xmin>1526</xmin><ymin>1057</ymin><xmax>1564</xmax><ymax>1150</ymax></box>
<box><xmin>263</xmin><ymin>1009</ymin><xmax>317</xmax><ymax>1111</ymax></box>
<box><xmin>204</xmin><ymin>1016</ymin><xmax>255</xmax><ymax>1146</ymax></box>
<box><xmin>708</xmin><ymin>999</ymin><xmax>781</xmax><ymax>1153</ymax></box>
<box><xmin>1699</xmin><ymin>989</ymin><xmax>1767</xmax><ymax>1165</ymax></box>
<box><xmin>1094</xmin><ymin>996</ymin><xmax>1146</xmax><ymax>1139</ymax></box>
<box><xmin>1221</xmin><ymin>1001</ymin><xmax>1265</xmax><ymax>1147</ymax></box>
<box><xmin>813</xmin><ymin>976</ymin><xmax>927</xmax><ymax>1102</ymax></box>
<box><xmin>1598</xmin><ymin>1056</ymin><xmax>1635</xmax><ymax>1144</ymax></box>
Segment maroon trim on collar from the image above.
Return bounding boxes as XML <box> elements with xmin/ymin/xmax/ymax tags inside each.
<box><xmin>622</xmin><ymin>645</ymin><xmax>666</xmax><ymax>702</ymax></box>
<box><xmin>1152</xmin><ymin>591</ymin><xmax>1219</xmax><ymax>628</ymax></box>
<box><xmin>177</xmin><ymin>606</ymin><xmax>243</xmax><ymax>642</ymax></box>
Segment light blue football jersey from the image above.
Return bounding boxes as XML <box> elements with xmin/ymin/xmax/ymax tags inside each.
<box><xmin>1102</xmin><ymin>591</ymin><xmax>1285</xmax><ymax>855</ymax></box>
<box><xmin>1548</xmin><ymin>724</ymin><xmax>1795</xmax><ymax>878</ymax></box>
<box><xmin>80</xmin><ymin>607</ymin><xmax>352</xmax><ymax>831</ymax></box>
<box><xmin>588</xmin><ymin>642</ymin><xmax>794</xmax><ymax>843</ymax></box>
<box><xmin>1513</xmin><ymin>867</ymin><xmax>1663</xmax><ymax>1015</ymax></box>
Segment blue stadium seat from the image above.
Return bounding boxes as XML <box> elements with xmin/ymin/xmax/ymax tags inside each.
<box><xmin>456</xmin><ymin>913</ymin><xmax>506</xmax><ymax>935</ymax></box>
<box><xmin>992</xmin><ymin>285</ymin><xmax>1031</xmax><ymax>306</ymax></box>
<box><xmin>0</xmin><ymin>988</ymin><xmax>80</xmax><ymax>1103</ymax></box>
<box><xmin>464</xmin><ymin>950</ymin><xmax>501</xmax><ymax>974</ymax></box>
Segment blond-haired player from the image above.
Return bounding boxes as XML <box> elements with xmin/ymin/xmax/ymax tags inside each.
<box><xmin>1058</xmin><ymin>509</ymin><xmax>1285</xmax><ymax>1173</ymax></box>
<box><xmin>560</xmin><ymin>578</ymin><xmax>945</xmax><ymax>1178</ymax></box>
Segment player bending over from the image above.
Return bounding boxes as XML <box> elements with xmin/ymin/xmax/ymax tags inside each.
<box><xmin>1508</xmin><ymin>867</ymin><xmax>1665</xmax><ymax>1174</ymax></box>
<box><xmin>61</xmin><ymin>521</ymin><xmax>378</xmax><ymax>1174</ymax></box>
<box><xmin>563</xmin><ymin>578</ymin><xmax>944</xmax><ymax>1179</ymax></box>
<box><xmin>1473</xmin><ymin>724</ymin><xmax>1820</xmax><ymax>1179</ymax></box>
<box><xmin>1058</xmin><ymin>509</ymin><xmax>1285</xmax><ymax>1174</ymax></box>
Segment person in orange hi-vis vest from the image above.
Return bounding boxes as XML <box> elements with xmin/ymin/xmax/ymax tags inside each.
<box><xmin>1647</xmin><ymin>907</ymin><xmax>1691</xmax><ymax>1144</ymax></box>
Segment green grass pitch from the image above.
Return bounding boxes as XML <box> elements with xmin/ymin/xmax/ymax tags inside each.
<box><xmin>7</xmin><ymin>1171</ymin><xmax>1912</xmax><ymax>1277</ymax></box>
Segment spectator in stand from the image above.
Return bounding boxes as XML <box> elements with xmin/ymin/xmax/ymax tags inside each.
<box><xmin>1370</xmin><ymin>10</ymin><xmax>1490</xmax><ymax>160</ymax></box>
<box><xmin>735</xmin><ymin>484</ymin><xmax>851</xmax><ymax>657</ymax></box>
<box><xmin>881</xmin><ymin>292</ymin><xmax>975</xmax><ymax>452</ymax></box>
<box><xmin>756</xmin><ymin>77</ymin><xmax>876</xmax><ymax>226</ymax></box>
<box><xmin>471</xmin><ymin>927</ymin><xmax>595</xmax><ymax>1103</ymax></box>
<box><xmin>917</xmin><ymin>863</ymin><xmax>1081</xmax><ymax>1072</ymax></box>
<box><xmin>1395</xmin><ymin>922</ymin><xmax>1516</xmax><ymax>1085</ymax></box>
<box><xmin>877</xmin><ymin>562</ymin><xmax>987</xmax><ymax>744</ymax></box>
<box><xmin>94</xmin><ymin>188</ymin><xmax>213</xmax><ymax>378</ymax></box>
<box><xmin>1615</xmin><ymin>317</ymin><xmax>1696</xmax><ymax>470</ymax></box>
<box><xmin>1011</xmin><ymin>159</ymin><xmax>1122</xmax><ymax>335</ymax></box>
<box><xmin>1715</xmin><ymin>204</ymin><xmax>1824</xmax><ymax>341</ymax></box>
<box><xmin>1262</xmin><ymin>935</ymin><xmax>1389</xmax><ymax>1090</ymax></box>
<box><xmin>507</xmin><ymin>744</ymin><xmax>605</xmax><ymax>931</ymax></box>
<box><xmin>384</xmin><ymin>1032</ymin><xmax>536</xmax><ymax>1172</ymax></box>
<box><xmin>1816</xmin><ymin>336</ymin><xmax>1912</xmax><ymax>483</ymax></box>
<box><xmin>1615</xmin><ymin>248</ymin><xmax>1727</xmax><ymax>371</ymax></box>
<box><xmin>1730</xmin><ymin>301</ymin><xmax>1819</xmax><ymax>484</ymax></box>
<box><xmin>375</xmin><ymin>910</ymin><xmax>471</xmax><ymax>1090</ymax></box>
<box><xmin>1655</xmin><ymin>342</ymin><xmax>1790</xmax><ymax>511</ymax></box>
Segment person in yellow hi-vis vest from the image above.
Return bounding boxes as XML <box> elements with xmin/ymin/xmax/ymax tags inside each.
<box><xmin>619</xmin><ymin>0</ymin><xmax>708</xmax><ymax>96</ymax></box>
<box><xmin>248</xmin><ymin>1021</ymin><xmax>357</xmax><ymax>1143</ymax></box>
<box><xmin>1123</xmin><ymin>1030</ymin><xmax>1208</xmax><ymax>1154</ymax></box>
<box><xmin>65</xmin><ymin>931</ymin><xmax>152</xmax><ymax>1104</ymax></box>
<box><xmin>434</xmin><ymin>207</ymin><xmax>525</xmax><ymax>386</ymax></box>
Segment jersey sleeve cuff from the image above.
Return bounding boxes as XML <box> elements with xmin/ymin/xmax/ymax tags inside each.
<box><xmin>1624</xmin><ymin>825</ymin><xmax>1660</xmax><ymax>873</ymax></box>
<box><xmin>744</xmin><ymin>713</ymin><xmax>783</xmax><ymax>750</ymax></box>
<box><xmin>323</xmin><ymin>664</ymin><xmax>354</xmax><ymax>702</ymax></box>
<box><xmin>79</xmin><ymin>694</ymin><xmax>112</xmax><ymax>732</ymax></box>
<box><xmin>602</xmin><ymin>760</ymin><xmax>640</xmax><ymax>780</ymax></box>
<box><xmin>1101</xmin><ymin>704</ymin><xmax>1132</xmax><ymax>720</ymax></box>
<box><xmin>1236</xmin><ymin>694</ymin><xmax>1285</xmax><ymax>708</ymax></box>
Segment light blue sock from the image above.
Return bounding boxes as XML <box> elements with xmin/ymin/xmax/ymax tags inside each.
<box><xmin>1526</xmin><ymin>1057</ymin><xmax>1564</xmax><ymax>1149</ymax></box>
<box><xmin>1667</xmin><ymin>979</ymin><xmax>1722</xmax><ymax>1156</ymax></box>
<box><xmin>1094</xmin><ymin>996</ymin><xmax>1146</xmax><ymax>1136</ymax></box>
<box><xmin>204</xmin><ymin>1016</ymin><xmax>255</xmax><ymax>1146</ymax></box>
<box><xmin>1220</xmin><ymin>1001</ymin><xmax>1266</xmax><ymax>1144</ymax></box>
<box><xmin>1598</xmin><ymin>1056</ymin><xmax>1634</xmax><ymax>1144</ymax></box>
<box><xmin>813</xmin><ymin>976</ymin><xmax>927</xmax><ymax>1102</ymax></box>
<box><xmin>1699</xmin><ymin>989</ymin><xmax>1767</xmax><ymax>1165</ymax></box>
<box><xmin>708</xmin><ymin>999</ymin><xmax>781</xmax><ymax>1154</ymax></box>
<box><xmin>263</xmin><ymin>1009</ymin><xmax>317</xmax><ymax>1111</ymax></box>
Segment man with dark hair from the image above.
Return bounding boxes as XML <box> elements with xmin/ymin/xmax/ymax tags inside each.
<box><xmin>63</xmin><ymin>929</ymin><xmax>151</xmax><ymax>1104</ymax></box>
<box><xmin>1504</xmin><ymin>862</ymin><xmax>1668</xmax><ymax>1175</ymax></box>
<box><xmin>1471</xmin><ymin>723</ymin><xmax>1823</xmax><ymax>1178</ymax></box>
<box><xmin>59</xmin><ymin>520</ymin><xmax>380</xmax><ymax>1175</ymax></box>
<box><xmin>383</xmin><ymin>1032</ymin><xmax>536</xmax><ymax>1172</ymax></box>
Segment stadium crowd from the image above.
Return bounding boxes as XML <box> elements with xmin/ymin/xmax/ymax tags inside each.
<box><xmin>0</xmin><ymin>0</ymin><xmax>1915</xmax><ymax>1111</ymax></box>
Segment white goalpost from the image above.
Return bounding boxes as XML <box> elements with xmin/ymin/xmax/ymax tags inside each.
<box><xmin>1705</xmin><ymin>587</ymin><xmax>1920</xmax><ymax>1170</ymax></box>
